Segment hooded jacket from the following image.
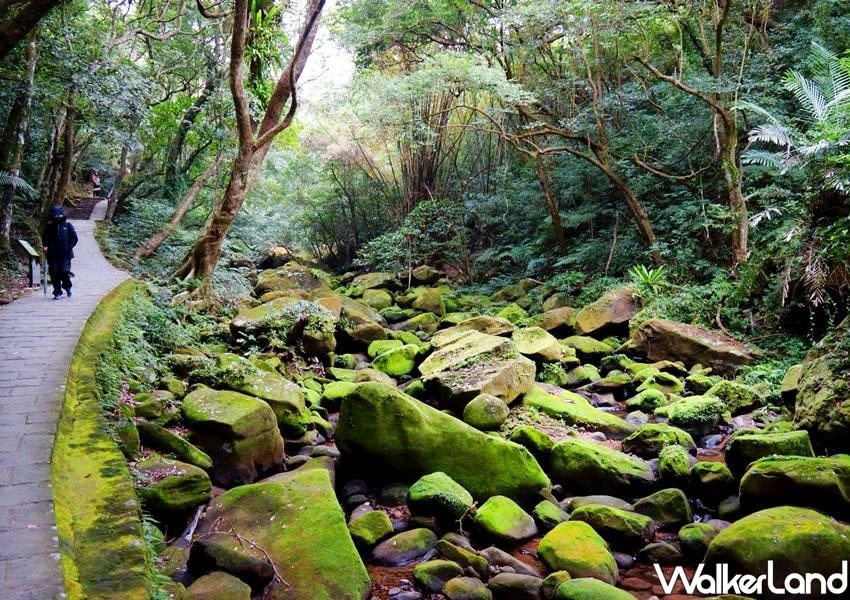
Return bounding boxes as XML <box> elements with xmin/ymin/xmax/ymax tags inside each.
<box><xmin>42</xmin><ymin>206</ymin><xmax>78</xmax><ymax>268</ymax></box>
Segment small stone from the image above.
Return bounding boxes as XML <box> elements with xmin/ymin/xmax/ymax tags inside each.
<box><xmin>443</xmin><ymin>576</ymin><xmax>493</xmax><ymax>600</ymax></box>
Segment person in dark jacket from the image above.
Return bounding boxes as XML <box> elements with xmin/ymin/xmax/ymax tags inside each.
<box><xmin>41</xmin><ymin>205</ymin><xmax>78</xmax><ymax>299</ymax></box>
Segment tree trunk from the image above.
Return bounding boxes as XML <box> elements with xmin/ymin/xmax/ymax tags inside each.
<box><xmin>717</xmin><ymin>114</ymin><xmax>748</xmax><ymax>266</ymax></box>
<box><xmin>136</xmin><ymin>153</ymin><xmax>223</xmax><ymax>259</ymax></box>
<box><xmin>0</xmin><ymin>33</ymin><xmax>37</xmax><ymax>255</ymax></box>
<box><xmin>174</xmin><ymin>0</ymin><xmax>325</xmax><ymax>286</ymax></box>
<box><xmin>50</xmin><ymin>88</ymin><xmax>76</xmax><ymax>208</ymax></box>
<box><xmin>33</xmin><ymin>107</ymin><xmax>64</xmax><ymax>206</ymax></box>
<box><xmin>164</xmin><ymin>56</ymin><xmax>218</xmax><ymax>188</ymax></box>
<box><xmin>0</xmin><ymin>0</ymin><xmax>60</xmax><ymax>61</ymax></box>
<box><xmin>105</xmin><ymin>138</ymin><xmax>131</xmax><ymax>221</ymax></box>
<box><xmin>535</xmin><ymin>155</ymin><xmax>568</xmax><ymax>256</ymax></box>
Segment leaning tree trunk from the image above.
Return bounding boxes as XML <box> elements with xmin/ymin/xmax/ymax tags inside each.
<box><xmin>717</xmin><ymin>113</ymin><xmax>748</xmax><ymax>267</ymax></box>
<box><xmin>49</xmin><ymin>88</ymin><xmax>76</xmax><ymax>209</ymax></box>
<box><xmin>174</xmin><ymin>0</ymin><xmax>325</xmax><ymax>286</ymax></box>
<box><xmin>105</xmin><ymin>136</ymin><xmax>131</xmax><ymax>221</ymax></box>
<box><xmin>535</xmin><ymin>154</ymin><xmax>568</xmax><ymax>256</ymax></box>
<box><xmin>0</xmin><ymin>32</ymin><xmax>37</xmax><ymax>256</ymax></box>
<box><xmin>136</xmin><ymin>153</ymin><xmax>224</xmax><ymax>259</ymax></box>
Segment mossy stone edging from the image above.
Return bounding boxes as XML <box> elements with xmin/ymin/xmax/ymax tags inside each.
<box><xmin>51</xmin><ymin>279</ymin><xmax>149</xmax><ymax>599</ymax></box>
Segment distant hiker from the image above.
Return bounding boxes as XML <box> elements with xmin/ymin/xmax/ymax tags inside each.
<box><xmin>42</xmin><ymin>206</ymin><xmax>78</xmax><ymax>300</ymax></box>
<box><xmin>91</xmin><ymin>170</ymin><xmax>101</xmax><ymax>197</ymax></box>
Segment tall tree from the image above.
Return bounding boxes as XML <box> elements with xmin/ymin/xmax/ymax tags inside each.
<box><xmin>175</xmin><ymin>0</ymin><xmax>326</xmax><ymax>286</ymax></box>
<box><xmin>0</xmin><ymin>0</ymin><xmax>61</xmax><ymax>60</ymax></box>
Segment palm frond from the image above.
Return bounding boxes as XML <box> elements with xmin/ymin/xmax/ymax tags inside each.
<box><xmin>734</xmin><ymin>100</ymin><xmax>782</xmax><ymax>124</ymax></box>
<box><xmin>742</xmin><ymin>149</ymin><xmax>783</xmax><ymax>169</ymax></box>
<box><xmin>784</xmin><ymin>71</ymin><xmax>827</xmax><ymax>121</ymax></box>
<box><xmin>0</xmin><ymin>171</ymin><xmax>36</xmax><ymax>198</ymax></box>
<box><xmin>748</xmin><ymin>123</ymin><xmax>793</xmax><ymax>149</ymax></box>
<box><xmin>809</xmin><ymin>41</ymin><xmax>850</xmax><ymax>100</ymax></box>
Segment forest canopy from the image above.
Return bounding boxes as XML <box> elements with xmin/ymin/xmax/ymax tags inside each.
<box><xmin>0</xmin><ymin>0</ymin><xmax>848</xmax><ymax>338</ymax></box>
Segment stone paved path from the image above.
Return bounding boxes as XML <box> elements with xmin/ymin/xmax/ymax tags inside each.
<box><xmin>0</xmin><ymin>202</ymin><xmax>127</xmax><ymax>600</ymax></box>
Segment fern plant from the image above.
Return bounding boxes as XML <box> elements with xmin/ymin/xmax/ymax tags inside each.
<box><xmin>0</xmin><ymin>171</ymin><xmax>36</xmax><ymax>198</ymax></box>
<box><xmin>629</xmin><ymin>264</ymin><xmax>668</xmax><ymax>297</ymax></box>
<box><xmin>740</xmin><ymin>42</ymin><xmax>850</xmax><ymax>192</ymax></box>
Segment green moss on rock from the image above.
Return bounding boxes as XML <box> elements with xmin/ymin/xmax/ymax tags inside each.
<box><xmin>550</xmin><ymin>438</ymin><xmax>655</xmax><ymax>497</ymax></box>
<box><xmin>473</xmin><ymin>496</ymin><xmax>538</xmax><ymax>544</ymax></box>
<box><xmin>524</xmin><ymin>385</ymin><xmax>634</xmax><ymax>439</ymax></box>
<box><xmin>408</xmin><ymin>472</ymin><xmax>474</xmax><ymax>521</ymax></box>
<box><xmin>725</xmin><ymin>430</ymin><xmax>814</xmax><ymax>477</ymax></box>
<box><xmin>335</xmin><ymin>383</ymin><xmax>550</xmax><ymax>500</ymax></box>
<box><xmin>463</xmin><ymin>394</ymin><xmax>510</xmax><ymax>431</ymax></box>
<box><xmin>349</xmin><ymin>510</ymin><xmax>394</xmax><ymax>547</ymax></box>
<box><xmin>553</xmin><ymin>578</ymin><xmax>634</xmax><ymax>600</ymax></box>
<box><xmin>633</xmin><ymin>488</ymin><xmax>692</xmax><ymax>529</ymax></box>
<box><xmin>622</xmin><ymin>423</ymin><xmax>696</xmax><ymax>458</ymax></box>
<box><xmin>414</xmin><ymin>560</ymin><xmax>464</xmax><ymax>593</ymax></box>
<box><xmin>538</xmin><ymin>521</ymin><xmax>619</xmax><ymax>585</ymax></box>
<box><xmin>568</xmin><ymin>504</ymin><xmax>653</xmax><ymax>551</ymax></box>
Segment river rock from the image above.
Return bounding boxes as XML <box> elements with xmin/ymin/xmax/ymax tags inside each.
<box><xmin>739</xmin><ymin>455</ymin><xmax>850</xmax><ymax>516</ymax></box>
<box><xmin>629</xmin><ymin>318</ymin><xmax>757</xmax><ymax>376</ymax></box>
<box><xmin>537</xmin><ymin>521</ymin><xmax>619</xmax><ymax>585</ymax></box>
<box><xmin>705</xmin><ymin>506</ymin><xmax>850</xmax><ymax>585</ymax></box>
<box><xmin>513</xmin><ymin>327</ymin><xmax>563</xmax><ymax>362</ymax></box>
<box><xmin>573</xmin><ymin>287</ymin><xmax>639</xmax><ymax>337</ymax></box>
<box><xmin>657</xmin><ymin>444</ymin><xmax>694</xmax><ymax>486</ymax></box>
<box><xmin>182</xmin><ymin>388</ymin><xmax>285</xmax><ymax>487</ymax></box>
<box><xmin>443</xmin><ymin>576</ymin><xmax>492</xmax><ymax>600</ymax></box>
<box><xmin>190</xmin><ymin>458</ymin><xmax>370</xmax><ymax>600</ymax></box>
<box><xmin>183</xmin><ymin>571</ymin><xmax>251</xmax><ymax>600</ymax></box>
<box><xmin>678</xmin><ymin>522</ymin><xmax>720</xmax><ymax>561</ymax></box>
<box><xmin>373</xmin><ymin>344</ymin><xmax>420</xmax><ymax>376</ymax></box>
<box><xmin>136</xmin><ymin>420</ymin><xmax>213</xmax><ymax>469</ymax></box>
<box><xmin>373</xmin><ymin>529</ymin><xmax>438</xmax><ymax>566</ymax></box>
<box><xmin>553</xmin><ymin>578</ymin><xmax>634</xmax><ymax>599</ymax></box>
<box><xmin>633</xmin><ymin>488</ymin><xmax>692</xmax><ymax>529</ymax></box>
<box><xmin>408</xmin><ymin>472</ymin><xmax>474</xmax><ymax>521</ymax></box>
<box><xmin>659</xmin><ymin>396</ymin><xmax>728</xmax><ymax>434</ymax></box>
<box><xmin>463</xmin><ymin>394</ymin><xmax>510</xmax><ymax>430</ymax></box>
<box><xmin>336</xmin><ymin>383</ymin><xmax>550</xmax><ymax>499</ymax></box>
<box><xmin>568</xmin><ymin>504</ymin><xmax>653</xmax><ymax>551</ymax></box>
<box><xmin>706</xmin><ymin>380</ymin><xmax>764</xmax><ymax>415</ymax></box>
<box><xmin>488</xmin><ymin>573</ymin><xmax>543</xmax><ymax>600</ymax></box>
<box><xmin>533</xmin><ymin>500</ymin><xmax>569</xmax><ymax>532</ymax></box>
<box><xmin>725</xmin><ymin>430</ymin><xmax>814</xmax><ymax>476</ymax></box>
<box><xmin>349</xmin><ymin>510</ymin><xmax>394</xmax><ymax>547</ymax></box>
<box><xmin>794</xmin><ymin>316</ymin><xmax>850</xmax><ymax>450</ymax></box>
<box><xmin>352</xmin><ymin>271</ymin><xmax>401</xmax><ymax>291</ymax></box>
<box><xmin>690</xmin><ymin>461</ymin><xmax>736</xmax><ymax>502</ymax></box>
<box><xmin>136</xmin><ymin>457</ymin><xmax>212</xmax><ymax>515</ymax></box>
<box><xmin>473</xmin><ymin>496</ymin><xmax>538</xmax><ymax>544</ymax></box>
<box><xmin>550</xmin><ymin>438</ymin><xmax>656</xmax><ymax>497</ymax></box>
<box><xmin>523</xmin><ymin>385</ymin><xmax>635</xmax><ymax>439</ymax></box>
<box><xmin>621</xmin><ymin>423</ymin><xmax>696</xmax><ymax>458</ymax></box>
<box><xmin>414</xmin><ymin>560</ymin><xmax>464</xmax><ymax>593</ymax></box>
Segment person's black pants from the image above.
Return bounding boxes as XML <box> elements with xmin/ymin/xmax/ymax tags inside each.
<box><xmin>49</xmin><ymin>264</ymin><xmax>72</xmax><ymax>296</ymax></box>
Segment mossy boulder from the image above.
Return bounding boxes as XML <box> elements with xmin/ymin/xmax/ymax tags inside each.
<box><xmin>636</xmin><ymin>372</ymin><xmax>684</xmax><ymax>395</ymax></box>
<box><xmin>633</xmin><ymin>488</ymin><xmax>692</xmax><ymax>529</ymax></box>
<box><xmin>362</xmin><ymin>288</ymin><xmax>393</xmax><ymax>310</ymax></box>
<box><xmin>183</xmin><ymin>571</ymin><xmax>252</xmax><ymax>600</ymax></box>
<box><xmin>568</xmin><ymin>504</ymin><xmax>653</xmax><ymax>551</ymax></box>
<box><xmin>686</xmin><ymin>372</ymin><xmax>721</xmax><ymax>395</ymax></box>
<box><xmin>408</xmin><ymin>472</ymin><xmax>475</xmax><ymax>521</ymax></box>
<box><xmin>679</xmin><ymin>522</ymin><xmax>720</xmax><ymax>561</ymax></box>
<box><xmin>254</xmin><ymin>262</ymin><xmax>332</xmax><ymax>295</ymax></box>
<box><xmin>509</xmin><ymin>425</ymin><xmax>555</xmax><ymax>461</ymax></box>
<box><xmin>182</xmin><ymin>388</ymin><xmax>285</xmax><ymax>487</ymax></box>
<box><xmin>567</xmin><ymin>495</ymin><xmax>634</xmax><ymax>512</ymax></box>
<box><xmin>561</xmin><ymin>336</ymin><xmax>615</xmax><ymax>361</ymax></box>
<box><xmin>524</xmin><ymin>384</ymin><xmax>635</xmax><ymax>439</ymax></box>
<box><xmin>550</xmin><ymin>438</ymin><xmax>656</xmax><ymax>497</ymax></box>
<box><xmin>793</xmin><ymin>316</ymin><xmax>850</xmax><ymax>450</ymax></box>
<box><xmin>136</xmin><ymin>420</ymin><xmax>212</xmax><ymax>470</ymax></box>
<box><xmin>658</xmin><ymin>444</ymin><xmax>693</xmax><ymax>486</ymax></box>
<box><xmin>705</xmin><ymin>506</ymin><xmax>850</xmax><ymax>585</ymax></box>
<box><xmin>552</xmin><ymin>578</ymin><xmax>634</xmax><ymax>600</ymax></box>
<box><xmin>574</xmin><ymin>287</ymin><xmax>639</xmax><ymax>337</ymax></box>
<box><xmin>336</xmin><ymin>383</ymin><xmax>550</xmax><ymax>499</ymax></box>
<box><xmin>351</xmin><ymin>272</ymin><xmax>401</xmax><ymax>291</ymax></box>
<box><xmin>533</xmin><ymin>500</ymin><xmax>570</xmax><ymax>531</ymax></box>
<box><xmin>725</xmin><ymin>430</ymin><xmax>814</xmax><ymax>477</ymax></box>
<box><xmin>691</xmin><ymin>461</ymin><xmax>736</xmax><ymax>503</ymax></box>
<box><xmin>497</xmin><ymin>303</ymin><xmax>528</xmax><ymax>323</ymax></box>
<box><xmin>444</xmin><ymin>576</ymin><xmax>493</xmax><ymax>600</ymax></box>
<box><xmin>368</xmin><ymin>338</ymin><xmax>404</xmax><ymax>358</ymax></box>
<box><xmin>537</xmin><ymin>521</ymin><xmax>619</xmax><ymax>585</ymax></box>
<box><xmin>538</xmin><ymin>306</ymin><xmax>576</xmax><ymax>336</ymax></box>
<box><xmin>463</xmin><ymin>394</ymin><xmax>510</xmax><ymax>430</ymax></box>
<box><xmin>348</xmin><ymin>510</ymin><xmax>394</xmax><ymax>547</ymax></box>
<box><xmin>630</xmin><ymin>319</ymin><xmax>757</xmax><ymax>376</ymax></box>
<box><xmin>513</xmin><ymin>327</ymin><xmax>563</xmax><ymax>362</ymax></box>
<box><xmin>191</xmin><ymin>458</ymin><xmax>370</xmax><ymax>600</ymax></box>
<box><xmin>136</xmin><ymin>457</ymin><xmax>212</xmax><ymax>515</ymax></box>
<box><xmin>487</xmin><ymin>573</ymin><xmax>544</xmax><ymax>600</ymax></box>
<box><xmin>622</xmin><ymin>424</ymin><xmax>696</xmax><ymax>458</ymax></box>
<box><xmin>660</xmin><ymin>396</ymin><xmax>728</xmax><ymax>434</ymax></box>
<box><xmin>474</xmin><ymin>495</ymin><xmax>538</xmax><ymax>544</ymax></box>
<box><xmin>395</xmin><ymin>311</ymin><xmax>441</xmax><ymax>334</ymax></box>
<box><xmin>433</xmin><ymin>316</ymin><xmax>515</xmax><ymax>342</ymax></box>
<box><xmin>781</xmin><ymin>363</ymin><xmax>803</xmax><ymax>405</ymax></box>
<box><xmin>160</xmin><ymin>376</ymin><xmax>186</xmax><ymax>398</ymax></box>
<box><xmin>424</xmin><ymin>354</ymin><xmax>536</xmax><ymax>408</ymax></box>
<box><xmin>414</xmin><ymin>560</ymin><xmax>464</xmax><ymax>593</ymax></box>
<box><xmin>372</xmin><ymin>528</ymin><xmax>438</xmax><ymax>566</ymax></box>
<box><xmin>411</xmin><ymin>287</ymin><xmax>448</xmax><ymax>316</ymax></box>
<box><xmin>205</xmin><ymin>353</ymin><xmax>311</xmax><ymax>436</ymax></box>
<box><xmin>739</xmin><ymin>455</ymin><xmax>850</xmax><ymax>516</ymax></box>
<box><xmin>373</xmin><ymin>344</ymin><xmax>420</xmax><ymax>376</ymax></box>
<box><xmin>706</xmin><ymin>380</ymin><xmax>764</xmax><ymax>415</ymax></box>
<box><xmin>625</xmin><ymin>389</ymin><xmax>669</xmax><ymax>412</ymax></box>
<box><xmin>321</xmin><ymin>380</ymin><xmax>357</xmax><ymax>410</ymax></box>
<box><xmin>563</xmin><ymin>365</ymin><xmax>601</xmax><ymax>387</ymax></box>
<box><xmin>436</xmin><ymin>539</ymin><xmax>489</xmax><ymax>576</ymax></box>
<box><xmin>411</xmin><ymin>265</ymin><xmax>445</xmax><ymax>284</ymax></box>
<box><xmin>542</xmin><ymin>572</ymin><xmax>572</xmax><ymax>599</ymax></box>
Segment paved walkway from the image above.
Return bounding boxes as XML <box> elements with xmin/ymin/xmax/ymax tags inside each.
<box><xmin>0</xmin><ymin>202</ymin><xmax>128</xmax><ymax>599</ymax></box>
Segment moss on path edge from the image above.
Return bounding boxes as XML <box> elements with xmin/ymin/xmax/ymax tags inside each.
<box><xmin>51</xmin><ymin>279</ymin><xmax>149</xmax><ymax>599</ymax></box>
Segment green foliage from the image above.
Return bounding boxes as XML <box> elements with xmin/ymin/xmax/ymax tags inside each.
<box><xmin>629</xmin><ymin>265</ymin><xmax>669</xmax><ymax>299</ymax></box>
<box><xmin>356</xmin><ymin>199</ymin><xmax>469</xmax><ymax>273</ymax></box>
